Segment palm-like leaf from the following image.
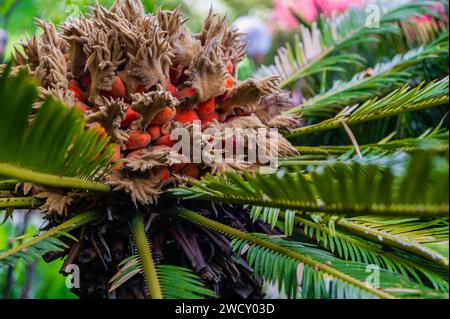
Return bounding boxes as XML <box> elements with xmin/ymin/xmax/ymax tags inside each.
<box><xmin>0</xmin><ymin>211</ymin><xmax>101</xmax><ymax>267</ymax></box>
<box><xmin>109</xmin><ymin>256</ymin><xmax>216</xmax><ymax>299</ymax></box>
<box><xmin>288</xmin><ymin>33</ymin><xmax>448</xmax><ymax>117</ymax></box>
<box><xmin>234</xmin><ymin>236</ymin><xmax>446</xmax><ymax>299</ymax></box>
<box><xmin>179</xmin><ymin>209</ymin><xmax>448</xmax><ymax>299</ymax></box>
<box><xmin>287</xmin><ymin>78</ymin><xmax>449</xmax><ymax>138</ymax></box>
<box><xmin>336</xmin><ymin>216</ymin><xmax>449</xmax><ymax>268</ymax></box>
<box><xmin>255</xmin><ymin>209</ymin><xmax>449</xmax><ymax>290</ymax></box>
<box><xmin>292</xmin><ymin>129</ymin><xmax>448</xmax><ymax>157</ymax></box>
<box><xmin>173</xmin><ymin>152</ymin><xmax>449</xmax><ymax>218</ymax></box>
<box><xmin>0</xmin><ymin>68</ymin><xmax>114</xmax><ymax>191</ymax></box>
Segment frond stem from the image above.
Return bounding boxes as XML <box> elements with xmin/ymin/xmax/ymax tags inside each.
<box><xmin>129</xmin><ymin>213</ymin><xmax>163</xmax><ymax>299</ymax></box>
<box><xmin>0</xmin><ymin>163</ymin><xmax>110</xmax><ymax>192</ymax></box>
<box><xmin>179</xmin><ymin>187</ymin><xmax>448</xmax><ymax>217</ymax></box>
<box><xmin>0</xmin><ymin>197</ymin><xmax>43</xmax><ymax>209</ymax></box>
<box><xmin>287</xmin><ymin>95</ymin><xmax>449</xmax><ymax>138</ymax></box>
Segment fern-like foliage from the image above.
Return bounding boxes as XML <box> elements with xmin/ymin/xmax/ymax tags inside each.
<box><xmin>288</xmin><ymin>77</ymin><xmax>449</xmax><ymax>138</ymax></box>
<box><xmin>286</xmin><ymin>212</ymin><xmax>447</xmax><ymax>290</ymax></box>
<box><xmin>0</xmin><ymin>211</ymin><xmax>101</xmax><ymax>267</ymax></box>
<box><xmin>288</xmin><ymin>33</ymin><xmax>449</xmax><ymax>117</ymax></box>
<box><xmin>250</xmin><ymin>206</ymin><xmax>448</xmax><ymax>287</ymax></box>
<box><xmin>233</xmin><ymin>235</ymin><xmax>446</xmax><ymax>299</ymax></box>
<box><xmin>255</xmin><ymin>1</ymin><xmax>439</xmax><ymax>88</ymax></box>
<box><xmin>0</xmin><ymin>236</ymin><xmax>68</xmax><ymax>268</ymax></box>
<box><xmin>179</xmin><ymin>209</ymin><xmax>446</xmax><ymax>299</ymax></box>
<box><xmin>109</xmin><ymin>256</ymin><xmax>216</xmax><ymax>299</ymax></box>
<box><xmin>173</xmin><ymin>152</ymin><xmax>449</xmax><ymax>218</ymax></box>
<box><xmin>0</xmin><ymin>67</ymin><xmax>114</xmax><ymax>192</ymax></box>
<box><xmin>292</xmin><ymin>129</ymin><xmax>449</xmax><ymax>157</ymax></box>
<box><xmin>336</xmin><ymin>216</ymin><xmax>449</xmax><ymax>269</ymax></box>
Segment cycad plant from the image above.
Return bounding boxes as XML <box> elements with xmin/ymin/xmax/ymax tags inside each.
<box><xmin>0</xmin><ymin>0</ymin><xmax>449</xmax><ymax>299</ymax></box>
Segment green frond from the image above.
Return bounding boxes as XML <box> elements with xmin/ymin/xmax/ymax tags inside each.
<box><xmin>179</xmin><ymin>209</ymin><xmax>446</xmax><ymax>299</ymax></box>
<box><xmin>336</xmin><ymin>216</ymin><xmax>449</xmax><ymax>269</ymax></box>
<box><xmin>0</xmin><ymin>211</ymin><xmax>101</xmax><ymax>267</ymax></box>
<box><xmin>287</xmin><ymin>34</ymin><xmax>448</xmax><ymax>117</ymax></box>
<box><xmin>292</xmin><ymin>129</ymin><xmax>449</xmax><ymax>157</ymax></box>
<box><xmin>287</xmin><ymin>78</ymin><xmax>449</xmax><ymax>138</ymax></box>
<box><xmin>234</xmin><ymin>235</ymin><xmax>446</xmax><ymax>299</ymax></box>
<box><xmin>293</xmin><ymin>214</ymin><xmax>448</xmax><ymax>289</ymax></box>
<box><xmin>249</xmin><ymin>206</ymin><xmax>448</xmax><ymax>290</ymax></box>
<box><xmin>0</xmin><ymin>67</ymin><xmax>113</xmax><ymax>192</ymax></box>
<box><xmin>0</xmin><ymin>236</ymin><xmax>68</xmax><ymax>268</ymax></box>
<box><xmin>256</xmin><ymin>1</ymin><xmax>438</xmax><ymax>88</ymax></box>
<box><xmin>158</xmin><ymin>265</ymin><xmax>217</xmax><ymax>299</ymax></box>
<box><xmin>109</xmin><ymin>256</ymin><xmax>216</xmax><ymax>299</ymax></box>
<box><xmin>172</xmin><ymin>152</ymin><xmax>449</xmax><ymax>218</ymax></box>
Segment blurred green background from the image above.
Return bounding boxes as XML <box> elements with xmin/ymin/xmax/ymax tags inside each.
<box><xmin>0</xmin><ymin>212</ymin><xmax>76</xmax><ymax>299</ymax></box>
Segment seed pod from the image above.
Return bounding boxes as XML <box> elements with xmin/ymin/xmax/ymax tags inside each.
<box><xmin>171</xmin><ymin>163</ymin><xmax>187</xmax><ymax>173</ymax></box>
<box><xmin>105</xmin><ymin>75</ymin><xmax>127</xmax><ymax>99</ymax></box>
<box><xmin>121</xmin><ymin>106</ymin><xmax>139</xmax><ymax>128</ymax></box>
<box><xmin>197</xmin><ymin>98</ymin><xmax>216</xmax><ymax>119</ymax></box>
<box><xmin>175</xmin><ymin>109</ymin><xmax>199</xmax><ymax>124</ymax></box>
<box><xmin>126</xmin><ymin>130</ymin><xmax>152</xmax><ymax>150</ymax></box>
<box><xmin>69</xmin><ymin>83</ymin><xmax>84</xmax><ymax>102</ymax></box>
<box><xmin>226</xmin><ymin>76</ymin><xmax>234</xmax><ymax>89</ymax></box>
<box><xmin>151</xmin><ymin>107</ymin><xmax>176</xmax><ymax>125</ymax></box>
<box><xmin>155</xmin><ymin>134</ymin><xmax>177</xmax><ymax>147</ymax></box>
<box><xmin>175</xmin><ymin>87</ymin><xmax>196</xmax><ymax>99</ymax></box>
<box><xmin>168</xmin><ymin>83</ymin><xmax>178</xmax><ymax>96</ymax></box>
<box><xmin>147</xmin><ymin>125</ymin><xmax>161</xmax><ymax>141</ymax></box>
<box><xmin>135</xmin><ymin>84</ymin><xmax>147</xmax><ymax>94</ymax></box>
<box><xmin>80</xmin><ymin>74</ymin><xmax>92</xmax><ymax>89</ymax></box>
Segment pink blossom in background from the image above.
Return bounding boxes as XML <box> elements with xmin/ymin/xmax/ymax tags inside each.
<box><xmin>272</xmin><ymin>0</ymin><xmax>365</xmax><ymax>31</ymax></box>
<box><xmin>412</xmin><ymin>2</ymin><xmax>448</xmax><ymax>23</ymax></box>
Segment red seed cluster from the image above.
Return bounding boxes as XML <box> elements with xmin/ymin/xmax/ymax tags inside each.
<box><xmin>12</xmin><ymin>1</ymin><xmax>296</xmax><ymax>205</ymax></box>
<box><xmin>66</xmin><ymin>52</ymin><xmax>236</xmax><ymax>181</ymax></box>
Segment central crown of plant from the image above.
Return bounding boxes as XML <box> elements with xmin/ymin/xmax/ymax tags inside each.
<box><xmin>13</xmin><ymin>0</ymin><xmax>299</xmax><ymax>208</ymax></box>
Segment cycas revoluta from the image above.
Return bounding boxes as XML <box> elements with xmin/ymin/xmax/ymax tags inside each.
<box><xmin>0</xmin><ymin>0</ymin><xmax>449</xmax><ymax>299</ymax></box>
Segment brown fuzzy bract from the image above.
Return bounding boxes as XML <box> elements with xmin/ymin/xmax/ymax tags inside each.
<box><xmin>184</xmin><ymin>38</ymin><xmax>228</xmax><ymax>103</ymax></box>
<box><xmin>131</xmin><ymin>90</ymin><xmax>179</xmax><ymax>129</ymax></box>
<box><xmin>218</xmin><ymin>76</ymin><xmax>281</xmax><ymax>117</ymax></box>
<box><xmin>108</xmin><ymin>172</ymin><xmax>162</xmax><ymax>206</ymax></box>
<box><xmin>84</xmin><ymin>30</ymin><xmax>124</xmax><ymax>104</ymax></box>
<box><xmin>87</xmin><ymin>98</ymin><xmax>129</xmax><ymax>146</ymax></box>
<box><xmin>35</xmin><ymin>191</ymin><xmax>87</xmax><ymax>216</ymax></box>
<box><xmin>157</xmin><ymin>8</ymin><xmax>201</xmax><ymax>70</ymax></box>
